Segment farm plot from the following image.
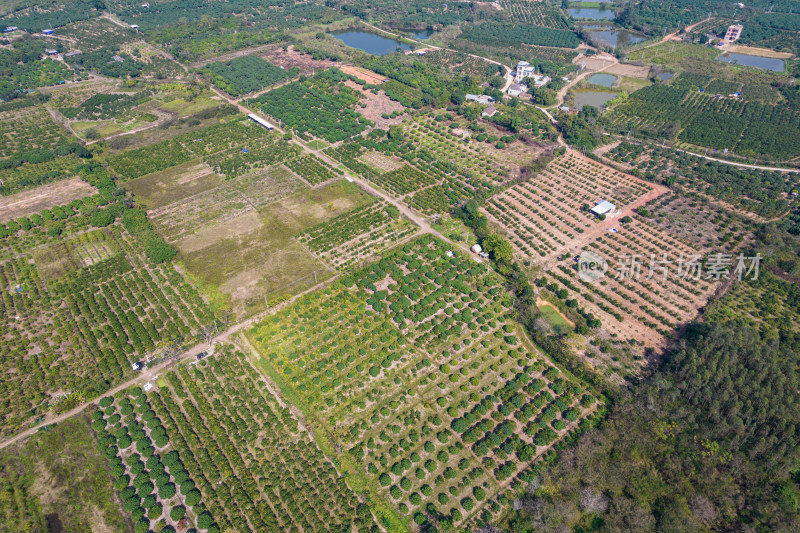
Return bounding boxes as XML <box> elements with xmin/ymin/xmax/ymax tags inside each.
<box><xmin>149</xmin><ymin>165</ymin><xmax>305</xmax><ymax>242</ymax></box>
<box><xmin>109</xmin><ymin>118</ymin><xmax>300</xmax><ymax>181</ymax></box>
<box><xmin>286</xmin><ymin>154</ymin><xmax>342</xmax><ymax>186</ymax></box>
<box><xmin>93</xmin><ymin>388</ymin><xmax>212</xmax><ymax>532</ymax></box>
<box><xmin>543</xmin><ymin>217</ymin><xmax>718</xmax><ymax>348</ymax></box>
<box><xmin>607</xmin><ymin>142</ymin><xmax>798</xmax><ymax>219</ymax></box>
<box><xmin>202</xmin><ymin>55</ymin><xmax>295</xmax><ymax>97</ymax></box>
<box><xmin>59</xmin><ymin>89</ymin><xmax>153</xmax><ymax>121</ymax></box>
<box><xmin>260</xmin><ymin>45</ymin><xmax>338</xmax><ymax>75</ymax></box>
<box><xmin>486</xmin><ymin>153</ymin><xmax>653</xmax><ymax>260</ymax></box>
<box><xmin>106</xmin><ymin>140</ymin><xmax>193</xmax><ymax>181</ymax></box>
<box><xmin>0</xmin><ymin>222</ymin><xmax>212</xmax><ymax>438</ymax></box>
<box><xmin>643</xmin><ymin>193</ymin><xmax>756</xmax><ymax>253</ymax></box>
<box><xmin>94</xmin><ymin>347</ymin><xmax>379</xmax><ymax>532</ymax></box>
<box><xmin>498</xmin><ymin>0</ymin><xmax>570</xmax><ymax>28</ymax></box>
<box><xmin>175</xmin><ymin>180</ymin><xmax>373</xmax><ymax>319</ymax></box>
<box><xmin>0</xmin><ymin>415</ymin><xmax>129</xmax><ymax>532</ymax></box>
<box><xmin>0</xmin><ymin>105</ymin><xmax>73</xmax><ymax>159</ymax></box>
<box><xmin>609</xmin><ymin>82</ymin><xmax>800</xmax><ymax>160</ymax></box>
<box><xmin>126</xmin><ymin>159</ymin><xmax>224</xmax><ymax>210</ymax></box>
<box><xmin>299</xmin><ymin>201</ymin><xmax>417</xmax><ymax>269</ymax></box>
<box><xmin>177</xmin><ymin>118</ymin><xmax>301</xmax><ymax>179</ymax></box>
<box><xmin>250</xmin><ymin>68</ymin><xmax>372</xmax><ymax>143</ymax></box>
<box><xmin>0</xmin><ymin>153</ymin><xmax>87</xmax><ymax>197</ymax></box>
<box><xmin>0</xmin><ymin>176</ymin><xmax>96</xmax><ymax>222</ymax></box>
<box><xmin>247</xmin><ymin>236</ymin><xmax>600</xmax><ymax>529</ymax></box>
<box><xmin>344</xmin><ymin>79</ymin><xmax>408</xmax><ymax>130</ymax></box>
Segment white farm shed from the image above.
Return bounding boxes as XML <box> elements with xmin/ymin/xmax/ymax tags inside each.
<box><xmin>248</xmin><ymin>113</ymin><xmax>275</xmax><ymax>130</ymax></box>
<box><xmin>471</xmin><ymin>244</ymin><xmax>482</xmax><ymax>254</ymax></box>
<box><xmin>590</xmin><ymin>201</ymin><xmax>616</xmax><ymax>216</ymax></box>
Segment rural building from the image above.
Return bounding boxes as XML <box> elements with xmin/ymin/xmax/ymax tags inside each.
<box><xmin>42</xmin><ymin>29</ymin><xmax>54</xmax><ymax>35</ymax></box>
<box><xmin>415</xmin><ymin>49</ymin><xmax>427</xmax><ymax>55</ymax></box>
<box><xmin>465</xmin><ymin>94</ymin><xmax>495</xmax><ymax>105</ymax></box>
<box><xmin>725</xmin><ymin>24</ymin><xmax>743</xmax><ymax>42</ymax></box>
<box><xmin>45</xmin><ymin>49</ymin><xmax>58</xmax><ymax>55</ymax></box>
<box><xmin>248</xmin><ymin>113</ymin><xmax>275</xmax><ymax>130</ymax></box>
<box><xmin>507</xmin><ymin>83</ymin><xmax>528</xmax><ymax>97</ymax></box>
<box><xmin>65</xmin><ymin>50</ymin><xmax>82</xmax><ymax>58</ymax></box>
<box><xmin>3</xmin><ymin>26</ymin><xmax>18</xmax><ymax>33</ymax></box>
<box><xmin>471</xmin><ymin>244</ymin><xmax>482</xmax><ymax>254</ymax></box>
<box><xmin>590</xmin><ymin>201</ymin><xmax>616</xmax><ymax>217</ymax></box>
<box><xmin>130</xmin><ymin>24</ymin><xmax>139</xmax><ymax>29</ymax></box>
<box><xmin>112</xmin><ymin>55</ymin><xmax>124</xmax><ymax>62</ymax></box>
<box><xmin>514</xmin><ymin>61</ymin><xmax>551</xmax><ymax>87</ymax></box>
<box><xmin>143</xmin><ymin>382</ymin><xmax>153</xmax><ymax>392</ymax></box>
<box><xmin>482</xmin><ymin>105</ymin><xmax>497</xmax><ymax>118</ymax></box>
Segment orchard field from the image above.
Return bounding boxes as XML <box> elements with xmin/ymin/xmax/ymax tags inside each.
<box><xmin>247</xmin><ymin>236</ymin><xmax>601</xmax><ymax>529</ymax></box>
<box><xmin>0</xmin><ymin>188</ymin><xmax>212</xmax><ymax>438</ymax></box>
<box><xmin>93</xmin><ymin>346</ymin><xmax>378</xmax><ymax>532</ymax></box>
<box><xmin>486</xmin><ymin>153</ymin><xmax>654</xmax><ymax>261</ymax></box>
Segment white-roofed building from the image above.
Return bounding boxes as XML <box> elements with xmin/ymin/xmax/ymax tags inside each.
<box><xmin>590</xmin><ymin>201</ymin><xmax>616</xmax><ymax>217</ymax></box>
<box><xmin>248</xmin><ymin>113</ymin><xmax>275</xmax><ymax>130</ymax></box>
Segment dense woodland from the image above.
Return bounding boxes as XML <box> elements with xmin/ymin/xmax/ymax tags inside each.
<box><xmin>510</xmin><ymin>287</ymin><xmax>800</xmax><ymax>532</ymax></box>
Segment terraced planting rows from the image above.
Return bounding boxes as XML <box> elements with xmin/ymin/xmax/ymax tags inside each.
<box><xmin>299</xmin><ymin>201</ymin><xmax>417</xmax><ymax>269</ymax></box>
<box><xmin>139</xmin><ymin>346</ymin><xmax>377</xmax><ymax>532</ymax></box>
<box><xmin>248</xmin><ymin>236</ymin><xmax>600</xmax><ymax>529</ymax></box>
<box><xmin>0</xmin><ymin>223</ymin><xmax>211</xmax><ymax>438</ymax></box>
<box><xmin>544</xmin><ymin>217</ymin><xmax>717</xmax><ymax>347</ymax></box>
<box><xmin>149</xmin><ymin>165</ymin><xmax>305</xmax><ymax>242</ymax></box>
<box><xmin>486</xmin><ymin>153</ymin><xmax>652</xmax><ymax>260</ymax></box>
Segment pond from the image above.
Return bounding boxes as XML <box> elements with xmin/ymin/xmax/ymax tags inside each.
<box><xmin>331</xmin><ymin>30</ymin><xmax>411</xmax><ymax>56</ymax></box>
<box><xmin>568</xmin><ymin>7</ymin><xmax>616</xmax><ymax>20</ymax></box>
<box><xmin>412</xmin><ymin>29</ymin><xmax>432</xmax><ymax>40</ymax></box>
<box><xmin>584</xmin><ymin>28</ymin><xmax>645</xmax><ymax>48</ymax></box>
<box><xmin>717</xmin><ymin>52</ymin><xmax>785</xmax><ymax>72</ymax></box>
<box><xmin>657</xmin><ymin>71</ymin><xmax>673</xmax><ymax>81</ymax></box>
<box><xmin>573</xmin><ymin>89</ymin><xmax>618</xmax><ymax>110</ymax></box>
<box><xmin>587</xmin><ymin>73</ymin><xmax>617</xmax><ymax>87</ymax></box>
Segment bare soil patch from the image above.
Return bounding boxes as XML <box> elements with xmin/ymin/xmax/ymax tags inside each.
<box><xmin>605</xmin><ymin>63</ymin><xmax>651</xmax><ymax>79</ymax></box>
<box><xmin>0</xmin><ymin>178</ymin><xmax>96</xmax><ymax>222</ymax></box>
<box><xmin>339</xmin><ymin>65</ymin><xmax>387</xmax><ymax>84</ymax></box>
<box><xmin>344</xmin><ymin>80</ymin><xmax>407</xmax><ymax>129</ymax></box>
<box><xmin>721</xmin><ymin>43</ymin><xmax>793</xmax><ymax>59</ymax></box>
<box><xmin>260</xmin><ymin>45</ymin><xmax>338</xmax><ymax>75</ymax></box>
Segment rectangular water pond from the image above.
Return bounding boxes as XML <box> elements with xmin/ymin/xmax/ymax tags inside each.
<box><xmin>717</xmin><ymin>52</ymin><xmax>784</xmax><ymax>72</ymax></box>
<box><xmin>568</xmin><ymin>7</ymin><xmax>616</xmax><ymax>20</ymax></box>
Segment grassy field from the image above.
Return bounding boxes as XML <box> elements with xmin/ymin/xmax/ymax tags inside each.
<box><xmin>0</xmin><ymin>415</ymin><xmax>129</xmax><ymax>533</ymax></box>
<box><xmin>538</xmin><ymin>303</ymin><xmax>574</xmax><ymax>335</ymax></box>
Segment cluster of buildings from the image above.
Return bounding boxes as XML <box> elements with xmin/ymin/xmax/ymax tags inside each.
<box><xmin>508</xmin><ymin>61</ymin><xmax>551</xmax><ymax>97</ymax></box>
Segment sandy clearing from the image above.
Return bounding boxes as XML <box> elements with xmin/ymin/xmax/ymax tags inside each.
<box><xmin>339</xmin><ymin>65</ymin><xmax>388</xmax><ymax>84</ymax></box>
<box><xmin>0</xmin><ymin>178</ymin><xmax>97</xmax><ymax>222</ymax></box>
